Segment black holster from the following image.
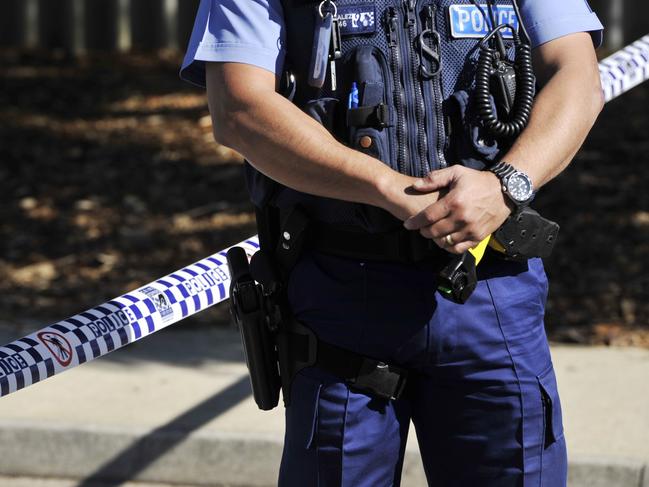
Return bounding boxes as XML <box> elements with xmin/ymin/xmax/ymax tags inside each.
<box><xmin>227</xmin><ymin>204</ymin><xmax>409</xmax><ymax>410</ymax></box>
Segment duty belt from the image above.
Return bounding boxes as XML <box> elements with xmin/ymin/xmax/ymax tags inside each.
<box><xmin>307</xmin><ymin>222</ymin><xmax>448</xmax><ymax>264</ymax></box>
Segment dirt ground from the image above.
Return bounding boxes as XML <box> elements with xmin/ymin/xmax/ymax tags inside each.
<box><xmin>0</xmin><ymin>49</ymin><xmax>647</xmax><ymax>347</ymax></box>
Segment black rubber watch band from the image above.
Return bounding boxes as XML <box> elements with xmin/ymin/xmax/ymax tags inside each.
<box><xmin>490</xmin><ymin>161</ymin><xmax>517</xmax><ymax>179</ymax></box>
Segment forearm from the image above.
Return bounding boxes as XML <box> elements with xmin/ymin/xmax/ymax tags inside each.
<box><xmin>404</xmin><ymin>33</ymin><xmax>604</xmax><ymax>252</ymax></box>
<box><xmin>205</xmin><ymin>63</ymin><xmax>416</xmax><ymax>216</ymax></box>
<box><xmin>502</xmin><ymin>38</ymin><xmax>604</xmax><ymax>189</ymax></box>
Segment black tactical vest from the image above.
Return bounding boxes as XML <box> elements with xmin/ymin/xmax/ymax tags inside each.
<box><xmin>246</xmin><ymin>0</ymin><xmax>519</xmax><ymax>232</ymax></box>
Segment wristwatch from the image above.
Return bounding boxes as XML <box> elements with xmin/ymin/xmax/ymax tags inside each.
<box><xmin>489</xmin><ymin>161</ymin><xmax>535</xmax><ymax>208</ymax></box>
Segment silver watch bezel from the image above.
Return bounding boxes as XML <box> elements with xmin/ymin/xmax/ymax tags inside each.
<box><xmin>503</xmin><ymin>171</ymin><xmax>535</xmax><ymax>204</ymax></box>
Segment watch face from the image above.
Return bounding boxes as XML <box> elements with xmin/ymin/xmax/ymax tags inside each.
<box><xmin>506</xmin><ymin>173</ymin><xmax>534</xmax><ymax>202</ymax></box>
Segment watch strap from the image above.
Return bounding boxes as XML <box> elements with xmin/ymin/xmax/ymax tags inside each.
<box><xmin>490</xmin><ymin>161</ymin><xmax>517</xmax><ymax>180</ymax></box>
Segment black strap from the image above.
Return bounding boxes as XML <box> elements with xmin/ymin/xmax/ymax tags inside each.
<box><xmin>316</xmin><ymin>340</ymin><xmax>408</xmax><ymax>400</ymax></box>
<box><xmin>346</xmin><ymin>103</ymin><xmax>391</xmax><ymax>128</ymax></box>
<box><xmin>490</xmin><ymin>161</ymin><xmax>517</xmax><ymax>179</ymax></box>
<box><xmin>308</xmin><ymin>222</ymin><xmax>447</xmax><ymax>264</ymax></box>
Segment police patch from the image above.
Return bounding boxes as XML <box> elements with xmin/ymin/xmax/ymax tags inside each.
<box><xmin>337</xmin><ymin>4</ymin><xmax>376</xmax><ymax>36</ymax></box>
<box><xmin>448</xmin><ymin>4</ymin><xmax>519</xmax><ymax>40</ymax></box>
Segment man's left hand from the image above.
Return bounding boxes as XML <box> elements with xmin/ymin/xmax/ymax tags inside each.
<box><xmin>403</xmin><ymin>165</ymin><xmax>512</xmax><ymax>254</ymax></box>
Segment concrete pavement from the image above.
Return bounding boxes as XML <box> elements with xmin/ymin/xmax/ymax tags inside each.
<box><xmin>0</xmin><ymin>320</ymin><xmax>647</xmax><ymax>486</ymax></box>
<box><xmin>0</xmin><ymin>477</ymin><xmax>202</xmax><ymax>487</ymax></box>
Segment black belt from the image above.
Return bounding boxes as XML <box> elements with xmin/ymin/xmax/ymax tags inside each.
<box><xmin>308</xmin><ymin>222</ymin><xmax>448</xmax><ymax>264</ymax></box>
<box><xmin>316</xmin><ymin>340</ymin><xmax>408</xmax><ymax>401</ymax></box>
<box><xmin>284</xmin><ymin>325</ymin><xmax>409</xmax><ymax>401</ymax></box>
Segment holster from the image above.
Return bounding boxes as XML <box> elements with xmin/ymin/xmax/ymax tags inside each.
<box><xmin>226</xmin><ymin>205</ymin><xmax>316</xmax><ymax>409</ymax></box>
<box><xmin>227</xmin><ymin>204</ymin><xmax>409</xmax><ymax>410</ymax></box>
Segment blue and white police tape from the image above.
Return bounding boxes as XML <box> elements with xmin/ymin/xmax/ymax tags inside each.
<box><xmin>600</xmin><ymin>34</ymin><xmax>649</xmax><ymax>102</ymax></box>
<box><xmin>0</xmin><ymin>237</ymin><xmax>260</xmax><ymax>397</ymax></box>
<box><xmin>2</xmin><ymin>35</ymin><xmax>649</xmax><ymax>399</ymax></box>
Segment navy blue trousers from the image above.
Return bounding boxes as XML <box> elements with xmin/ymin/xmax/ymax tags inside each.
<box><xmin>279</xmin><ymin>251</ymin><xmax>567</xmax><ymax>487</ymax></box>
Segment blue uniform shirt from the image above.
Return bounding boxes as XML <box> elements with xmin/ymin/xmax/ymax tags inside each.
<box><xmin>180</xmin><ymin>0</ymin><xmax>603</xmax><ymax>87</ymax></box>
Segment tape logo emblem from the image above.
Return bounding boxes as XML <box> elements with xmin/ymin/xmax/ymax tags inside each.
<box><xmin>38</xmin><ymin>331</ymin><xmax>73</xmax><ymax>367</ymax></box>
<box><xmin>140</xmin><ymin>285</ymin><xmax>174</xmax><ymax>323</ymax></box>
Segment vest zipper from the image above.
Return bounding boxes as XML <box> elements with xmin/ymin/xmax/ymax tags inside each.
<box><xmin>404</xmin><ymin>0</ymin><xmax>429</xmax><ymax>176</ymax></box>
<box><xmin>386</xmin><ymin>8</ymin><xmax>409</xmax><ymax>174</ymax></box>
<box><xmin>424</xmin><ymin>4</ymin><xmax>447</xmax><ymax>169</ymax></box>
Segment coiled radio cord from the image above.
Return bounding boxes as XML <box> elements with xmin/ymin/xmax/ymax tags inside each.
<box><xmin>475</xmin><ymin>25</ymin><xmax>535</xmax><ymax>139</ymax></box>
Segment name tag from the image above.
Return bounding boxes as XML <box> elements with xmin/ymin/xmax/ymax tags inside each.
<box><xmin>448</xmin><ymin>4</ymin><xmax>519</xmax><ymax>39</ymax></box>
<box><xmin>337</xmin><ymin>4</ymin><xmax>376</xmax><ymax>36</ymax></box>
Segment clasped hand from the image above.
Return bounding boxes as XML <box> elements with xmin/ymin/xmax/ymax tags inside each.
<box><xmin>402</xmin><ymin>165</ymin><xmax>513</xmax><ymax>254</ymax></box>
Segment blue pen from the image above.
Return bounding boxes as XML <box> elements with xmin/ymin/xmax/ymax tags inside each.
<box><xmin>348</xmin><ymin>82</ymin><xmax>359</xmax><ymax>109</ymax></box>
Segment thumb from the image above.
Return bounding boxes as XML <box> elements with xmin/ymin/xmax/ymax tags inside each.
<box><xmin>412</xmin><ymin>167</ymin><xmax>457</xmax><ymax>192</ymax></box>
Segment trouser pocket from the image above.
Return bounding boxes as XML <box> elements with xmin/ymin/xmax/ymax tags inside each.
<box><xmin>537</xmin><ymin>364</ymin><xmax>565</xmax><ymax>447</ymax></box>
<box><xmin>537</xmin><ymin>364</ymin><xmax>568</xmax><ymax>486</ymax></box>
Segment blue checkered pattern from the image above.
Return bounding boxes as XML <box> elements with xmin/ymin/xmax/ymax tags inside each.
<box><xmin>0</xmin><ymin>238</ymin><xmax>260</xmax><ymax>398</ymax></box>
<box><xmin>600</xmin><ymin>35</ymin><xmax>649</xmax><ymax>102</ymax></box>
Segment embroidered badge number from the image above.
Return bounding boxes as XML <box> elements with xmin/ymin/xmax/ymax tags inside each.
<box><xmin>449</xmin><ymin>4</ymin><xmax>519</xmax><ymax>39</ymax></box>
<box><xmin>337</xmin><ymin>4</ymin><xmax>376</xmax><ymax>36</ymax></box>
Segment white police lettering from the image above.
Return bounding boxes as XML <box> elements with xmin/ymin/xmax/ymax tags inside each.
<box><xmin>181</xmin><ymin>267</ymin><xmax>228</xmax><ymax>296</ymax></box>
<box><xmin>337</xmin><ymin>5</ymin><xmax>375</xmax><ymax>35</ymax></box>
<box><xmin>86</xmin><ymin>310</ymin><xmax>131</xmax><ymax>338</ymax></box>
<box><xmin>449</xmin><ymin>4</ymin><xmax>518</xmax><ymax>39</ymax></box>
<box><xmin>0</xmin><ymin>353</ymin><xmax>29</xmax><ymax>377</ymax></box>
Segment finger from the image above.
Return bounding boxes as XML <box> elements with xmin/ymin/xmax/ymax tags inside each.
<box><xmin>403</xmin><ymin>198</ymin><xmax>451</xmax><ymax>230</ymax></box>
<box><xmin>433</xmin><ymin>234</ymin><xmax>479</xmax><ymax>255</ymax></box>
<box><xmin>418</xmin><ymin>217</ymin><xmax>462</xmax><ymax>240</ymax></box>
<box><xmin>426</xmin><ymin>224</ymin><xmax>479</xmax><ymax>251</ymax></box>
<box><xmin>431</xmin><ymin>231</ymin><xmax>461</xmax><ymax>249</ymax></box>
<box><xmin>412</xmin><ymin>167</ymin><xmax>458</xmax><ymax>192</ymax></box>
<box><xmin>448</xmin><ymin>240</ymin><xmax>480</xmax><ymax>255</ymax></box>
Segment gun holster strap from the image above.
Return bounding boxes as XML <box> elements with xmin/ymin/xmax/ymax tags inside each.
<box><xmin>313</xmin><ymin>339</ymin><xmax>409</xmax><ymax>401</ymax></box>
<box><xmin>308</xmin><ymin>222</ymin><xmax>447</xmax><ymax>264</ymax></box>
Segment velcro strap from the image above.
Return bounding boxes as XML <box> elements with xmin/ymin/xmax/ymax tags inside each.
<box><xmin>316</xmin><ymin>341</ymin><xmax>408</xmax><ymax>400</ymax></box>
<box><xmin>346</xmin><ymin>103</ymin><xmax>391</xmax><ymax>128</ymax></box>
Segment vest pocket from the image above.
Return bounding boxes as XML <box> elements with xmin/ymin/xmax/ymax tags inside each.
<box><xmin>343</xmin><ymin>45</ymin><xmax>395</xmax><ymax>169</ymax></box>
<box><xmin>537</xmin><ymin>365</ymin><xmax>565</xmax><ymax>448</ymax></box>
<box><xmin>352</xmin><ymin>128</ymin><xmax>387</xmax><ymax>161</ymax></box>
<box><xmin>446</xmin><ymin>89</ymin><xmax>503</xmax><ymax>170</ymax></box>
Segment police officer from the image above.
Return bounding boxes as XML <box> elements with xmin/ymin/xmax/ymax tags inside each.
<box><xmin>182</xmin><ymin>1</ymin><xmax>603</xmax><ymax>485</ymax></box>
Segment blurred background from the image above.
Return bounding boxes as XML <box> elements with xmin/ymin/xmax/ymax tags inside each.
<box><xmin>1</xmin><ymin>0</ymin><xmax>647</xmax><ymax>345</ymax></box>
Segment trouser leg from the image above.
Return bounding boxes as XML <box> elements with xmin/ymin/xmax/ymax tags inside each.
<box><xmin>282</xmin><ymin>252</ymin><xmax>567</xmax><ymax>486</ymax></box>
<box><xmin>412</xmin><ymin>258</ymin><xmax>567</xmax><ymax>487</ymax></box>
<box><xmin>280</xmin><ymin>251</ymin><xmax>429</xmax><ymax>487</ymax></box>
<box><xmin>278</xmin><ymin>368</ymin><xmax>411</xmax><ymax>487</ymax></box>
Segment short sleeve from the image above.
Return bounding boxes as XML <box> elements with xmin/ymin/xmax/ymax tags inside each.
<box><xmin>180</xmin><ymin>0</ymin><xmax>286</xmax><ymax>87</ymax></box>
<box><xmin>519</xmin><ymin>0</ymin><xmax>603</xmax><ymax>49</ymax></box>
